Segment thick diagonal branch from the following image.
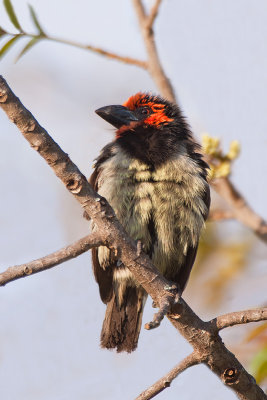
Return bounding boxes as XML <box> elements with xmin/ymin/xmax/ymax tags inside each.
<box><xmin>0</xmin><ymin>76</ymin><xmax>266</xmax><ymax>400</ymax></box>
<box><xmin>0</xmin><ymin>232</ymin><xmax>103</xmax><ymax>286</ymax></box>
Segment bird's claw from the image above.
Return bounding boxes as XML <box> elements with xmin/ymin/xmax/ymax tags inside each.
<box><xmin>164</xmin><ymin>283</ymin><xmax>181</xmax><ymax>303</ymax></box>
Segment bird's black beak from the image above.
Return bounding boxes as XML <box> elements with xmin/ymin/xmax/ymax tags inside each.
<box><xmin>95</xmin><ymin>105</ymin><xmax>138</xmax><ymax>129</ymax></box>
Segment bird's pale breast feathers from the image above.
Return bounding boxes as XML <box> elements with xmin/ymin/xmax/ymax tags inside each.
<box><xmin>95</xmin><ymin>143</ymin><xmax>208</xmax><ymax>287</ymax></box>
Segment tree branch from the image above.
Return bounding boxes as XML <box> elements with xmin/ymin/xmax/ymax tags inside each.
<box><xmin>0</xmin><ymin>76</ymin><xmax>266</xmax><ymax>400</ymax></box>
<box><xmin>208</xmin><ymin>209</ymin><xmax>234</xmax><ymax>222</ymax></box>
<box><xmin>0</xmin><ymin>232</ymin><xmax>103</xmax><ymax>286</ymax></box>
<box><xmin>211</xmin><ymin>308</ymin><xmax>267</xmax><ymax>332</ymax></box>
<box><xmin>146</xmin><ymin>0</ymin><xmax>162</xmax><ymax>31</ymax></box>
<box><xmin>1</xmin><ymin>30</ymin><xmax>148</xmax><ymax>69</ymax></box>
<box><xmin>167</xmin><ymin>300</ymin><xmax>267</xmax><ymax>400</ymax></box>
<box><xmin>132</xmin><ymin>0</ymin><xmax>176</xmax><ymax>102</ymax></box>
<box><xmin>212</xmin><ymin>177</ymin><xmax>267</xmax><ymax>243</ymax></box>
<box><xmin>46</xmin><ymin>35</ymin><xmax>148</xmax><ymax>69</ymax></box>
<box><xmin>135</xmin><ymin>352</ymin><xmax>202</xmax><ymax>400</ymax></box>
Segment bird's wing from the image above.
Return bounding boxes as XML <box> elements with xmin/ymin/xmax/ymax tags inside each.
<box><xmin>173</xmin><ymin>181</ymin><xmax>210</xmax><ymax>292</ymax></box>
<box><xmin>89</xmin><ymin>143</ymin><xmax>116</xmax><ymax>304</ymax></box>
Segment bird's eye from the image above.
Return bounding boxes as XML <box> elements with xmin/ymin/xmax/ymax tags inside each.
<box><xmin>141</xmin><ymin>107</ymin><xmax>149</xmax><ymax>115</ymax></box>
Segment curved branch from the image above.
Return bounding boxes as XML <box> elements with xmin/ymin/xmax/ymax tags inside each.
<box><xmin>211</xmin><ymin>308</ymin><xmax>267</xmax><ymax>332</ymax></box>
<box><xmin>0</xmin><ymin>232</ymin><xmax>103</xmax><ymax>286</ymax></box>
<box><xmin>135</xmin><ymin>352</ymin><xmax>202</xmax><ymax>400</ymax></box>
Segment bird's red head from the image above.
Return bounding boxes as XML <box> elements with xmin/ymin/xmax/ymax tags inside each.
<box><xmin>95</xmin><ymin>92</ymin><xmax>197</xmax><ymax>165</ymax></box>
<box><xmin>123</xmin><ymin>92</ymin><xmax>174</xmax><ymax>129</ymax></box>
<box><xmin>95</xmin><ymin>92</ymin><xmax>174</xmax><ymax>138</ymax></box>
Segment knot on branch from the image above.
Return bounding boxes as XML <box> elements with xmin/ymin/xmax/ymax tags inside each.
<box><xmin>95</xmin><ymin>196</ymin><xmax>116</xmax><ymax>219</ymax></box>
<box><xmin>22</xmin><ymin>119</ymin><xmax>36</xmax><ymax>133</ymax></box>
<box><xmin>0</xmin><ymin>89</ymin><xmax>8</xmax><ymax>103</ymax></box>
<box><xmin>222</xmin><ymin>367</ymin><xmax>239</xmax><ymax>385</ymax></box>
<box><xmin>66</xmin><ymin>177</ymin><xmax>83</xmax><ymax>194</ymax></box>
<box><xmin>24</xmin><ymin>266</ymin><xmax>33</xmax><ymax>275</ymax></box>
<box><xmin>30</xmin><ymin>138</ymin><xmax>42</xmax><ymax>151</ymax></box>
<box><xmin>163</xmin><ymin>381</ymin><xmax>171</xmax><ymax>388</ymax></box>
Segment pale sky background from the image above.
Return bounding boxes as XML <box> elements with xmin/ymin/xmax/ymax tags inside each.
<box><xmin>0</xmin><ymin>1</ymin><xmax>266</xmax><ymax>399</ymax></box>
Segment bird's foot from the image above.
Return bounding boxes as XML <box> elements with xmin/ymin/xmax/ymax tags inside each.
<box><xmin>145</xmin><ymin>283</ymin><xmax>181</xmax><ymax>330</ymax></box>
<box><xmin>163</xmin><ymin>283</ymin><xmax>181</xmax><ymax>304</ymax></box>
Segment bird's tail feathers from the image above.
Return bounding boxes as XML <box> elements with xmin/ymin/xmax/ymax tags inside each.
<box><xmin>101</xmin><ymin>286</ymin><xmax>146</xmax><ymax>353</ymax></box>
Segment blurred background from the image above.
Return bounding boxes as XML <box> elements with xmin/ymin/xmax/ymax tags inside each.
<box><xmin>0</xmin><ymin>0</ymin><xmax>266</xmax><ymax>399</ymax></box>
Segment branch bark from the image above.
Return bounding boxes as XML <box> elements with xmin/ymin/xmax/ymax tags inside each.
<box><xmin>0</xmin><ymin>75</ymin><xmax>266</xmax><ymax>400</ymax></box>
<box><xmin>0</xmin><ymin>233</ymin><xmax>103</xmax><ymax>286</ymax></box>
<box><xmin>211</xmin><ymin>308</ymin><xmax>267</xmax><ymax>332</ymax></box>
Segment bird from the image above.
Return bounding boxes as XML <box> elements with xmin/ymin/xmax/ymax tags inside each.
<box><xmin>90</xmin><ymin>92</ymin><xmax>210</xmax><ymax>353</ymax></box>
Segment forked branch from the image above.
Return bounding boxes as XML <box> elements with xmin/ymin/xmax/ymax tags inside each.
<box><xmin>132</xmin><ymin>0</ymin><xmax>176</xmax><ymax>102</ymax></box>
<box><xmin>146</xmin><ymin>0</ymin><xmax>163</xmax><ymax>31</ymax></box>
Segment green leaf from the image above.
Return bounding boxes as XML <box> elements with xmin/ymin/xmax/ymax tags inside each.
<box><xmin>3</xmin><ymin>0</ymin><xmax>23</xmax><ymax>32</ymax></box>
<box><xmin>0</xmin><ymin>35</ymin><xmax>21</xmax><ymax>60</ymax></box>
<box><xmin>28</xmin><ymin>5</ymin><xmax>45</xmax><ymax>36</ymax></box>
<box><xmin>15</xmin><ymin>36</ymin><xmax>39</xmax><ymax>62</ymax></box>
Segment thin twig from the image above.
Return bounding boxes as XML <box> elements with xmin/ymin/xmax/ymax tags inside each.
<box><xmin>132</xmin><ymin>0</ymin><xmax>176</xmax><ymax>102</ymax></box>
<box><xmin>47</xmin><ymin>35</ymin><xmax>148</xmax><ymax>69</ymax></box>
<box><xmin>211</xmin><ymin>308</ymin><xmax>267</xmax><ymax>332</ymax></box>
<box><xmin>135</xmin><ymin>352</ymin><xmax>202</xmax><ymax>400</ymax></box>
<box><xmin>146</xmin><ymin>0</ymin><xmax>162</xmax><ymax>31</ymax></box>
<box><xmin>0</xmin><ymin>233</ymin><xmax>103</xmax><ymax>286</ymax></box>
<box><xmin>212</xmin><ymin>177</ymin><xmax>267</xmax><ymax>243</ymax></box>
<box><xmin>5</xmin><ymin>31</ymin><xmax>148</xmax><ymax>69</ymax></box>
